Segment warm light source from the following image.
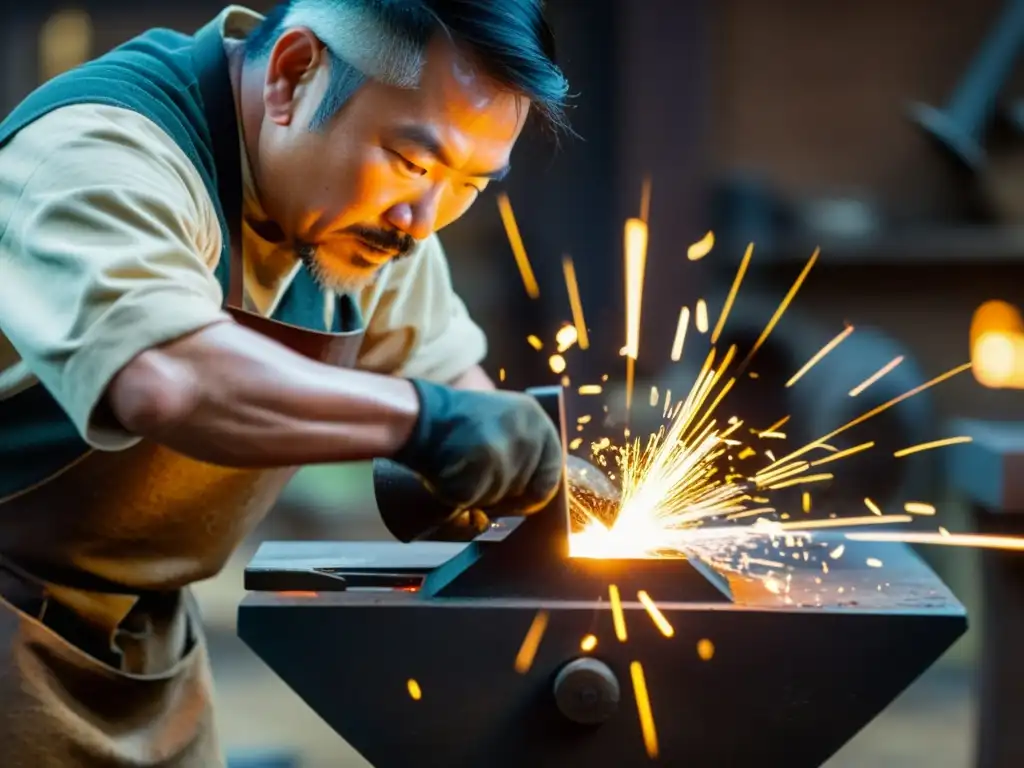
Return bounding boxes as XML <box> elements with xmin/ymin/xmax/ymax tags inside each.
<box><xmin>39</xmin><ymin>9</ymin><xmax>93</xmax><ymax>82</ymax></box>
<box><xmin>970</xmin><ymin>300</ymin><xmax>1024</xmax><ymax>389</ymax></box>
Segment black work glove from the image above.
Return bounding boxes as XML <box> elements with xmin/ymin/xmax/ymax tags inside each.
<box><xmin>393</xmin><ymin>379</ymin><xmax>564</xmax><ymax>519</ymax></box>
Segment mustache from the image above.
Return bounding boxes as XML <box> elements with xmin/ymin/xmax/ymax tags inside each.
<box><xmin>344</xmin><ymin>225</ymin><xmax>416</xmax><ymax>256</ymax></box>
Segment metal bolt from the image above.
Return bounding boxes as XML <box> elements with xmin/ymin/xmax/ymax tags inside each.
<box><xmin>552</xmin><ymin>657</ymin><xmax>620</xmax><ymax>725</ymax></box>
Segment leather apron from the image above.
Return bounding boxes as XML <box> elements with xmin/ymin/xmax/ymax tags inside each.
<box><xmin>0</xmin><ymin>23</ymin><xmax>365</xmax><ymax>768</ymax></box>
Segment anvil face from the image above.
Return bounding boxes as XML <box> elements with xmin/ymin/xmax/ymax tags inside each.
<box><xmin>238</xmin><ymin>534</ymin><xmax>966</xmax><ymax>768</ymax></box>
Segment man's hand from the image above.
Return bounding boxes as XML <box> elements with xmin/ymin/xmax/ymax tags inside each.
<box><xmin>394</xmin><ymin>379</ymin><xmax>563</xmax><ymax>517</ymax></box>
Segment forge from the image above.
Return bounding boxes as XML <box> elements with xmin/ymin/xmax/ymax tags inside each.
<box><xmin>238</xmin><ymin>387</ymin><xmax>967</xmax><ymax>768</ymax></box>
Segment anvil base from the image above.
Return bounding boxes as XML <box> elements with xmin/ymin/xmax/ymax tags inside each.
<box><xmin>239</xmin><ymin>533</ymin><xmax>966</xmax><ymax>768</ymax></box>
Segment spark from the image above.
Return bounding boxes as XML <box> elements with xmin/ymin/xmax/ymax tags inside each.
<box><xmin>711</xmin><ymin>243</ymin><xmax>753</xmax><ymax>343</ymax></box>
<box><xmin>578</xmin><ymin>415</ymin><xmax>592</xmax><ymax>424</ymax></box>
<box><xmin>496</xmin><ymin>192</ymin><xmax>539</xmax><ymax>298</ymax></box>
<box><xmin>630</xmin><ymin>662</ymin><xmax>659</xmax><ymax>759</ymax></box>
<box><xmin>514</xmin><ymin>610</ymin><xmax>549</xmax><ymax>674</ymax></box>
<box><xmin>760</xmin><ymin>415</ymin><xmax>790</xmax><ymax>435</ymax></box>
<box><xmin>624</xmin><ymin>218</ymin><xmax>649</xmax><ymax>413</ymax></box>
<box><xmin>570</xmin><ymin>437</ymin><xmax>583</xmax><ymax>450</ymax></box>
<box><xmin>609</xmin><ymin>584</ymin><xmax>628</xmax><ymax>642</ymax></box>
<box><xmin>759</xmin><ymin>431</ymin><xmax>787</xmax><ymax>439</ymax></box>
<box><xmin>776</xmin><ymin>515</ymin><xmax>912</xmax><ymax>531</ymax></box>
<box><xmin>696</xmin><ymin>638</ymin><xmax>715</xmax><ymax>661</ymax></box>
<box><xmin>555</xmin><ymin>323</ymin><xmax>579</xmax><ymax>353</ymax></box>
<box><xmin>407</xmin><ymin>679</ymin><xmax>423</xmax><ymax>700</ymax></box>
<box><xmin>904</xmin><ymin>502</ymin><xmax>936</xmax><ymax>516</ymax></box>
<box><xmin>670</xmin><ymin>306</ymin><xmax>691</xmax><ymax>362</ymax></box>
<box><xmin>637</xmin><ymin>591</ymin><xmax>675</xmax><ymax>637</ymax></box>
<box><xmin>810</xmin><ymin>441</ymin><xmax>874</xmax><ymax>466</ymax></box>
<box><xmin>561</xmin><ymin>256</ymin><xmax>590</xmax><ymax>350</ymax></box>
<box><xmin>687</xmin><ymin>231</ymin><xmax>715</xmax><ymax>261</ymax></box>
<box><xmin>695</xmin><ymin>299</ymin><xmax>709</xmax><ymax>334</ymax></box>
<box><xmin>549</xmin><ymin>354</ymin><xmax>567</xmax><ymax>374</ymax></box>
<box><xmin>864</xmin><ymin>497</ymin><xmax>882</xmax><ymax>515</ymax></box>
<box><xmin>894</xmin><ymin>436</ymin><xmax>973</xmax><ymax>457</ymax></box>
<box><xmin>849</xmin><ymin>356</ymin><xmax>904</xmax><ymax>397</ymax></box>
<box><xmin>527</xmin><ymin>334</ymin><xmax>543</xmax><ymax>350</ymax></box>
<box><xmin>579</xmin><ymin>385</ymin><xmax>602</xmax><ymax>395</ymax></box>
<box><xmin>786</xmin><ymin>325</ymin><xmax>854</xmax><ymax>388</ymax></box>
<box><xmin>581</xmin><ymin>634</ymin><xmax>598</xmax><ymax>652</ymax></box>
<box><xmin>738</xmin><ymin>248</ymin><xmax>819</xmax><ymax>373</ymax></box>
<box><xmin>639</xmin><ymin>174</ymin><xmax>652</xmax><ymax>223</ymax></box>
<box><xmin>866</xmin><ymin>558</ymin><xmax>883</xmax><ymax>568</ymax></box>
<box><xmin>649</xmin><ymin>386</ymin><xmax>659</xmax><ymax>407</ymax></box>
<box><xmin>802</xmin><ymin>492</ymin><xmax>811</xmax><ymax>513</ymax></box>
<box><xmin>846</xmin><ymin>531</ymin><xmax>1024</xmax><ymax>551</ymax></box>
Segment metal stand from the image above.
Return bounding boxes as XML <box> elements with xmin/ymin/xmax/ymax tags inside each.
<box><xmin>910</xmin><ymin>0</ymin><xmax>1024</xmax><ymax>168</ymax></box>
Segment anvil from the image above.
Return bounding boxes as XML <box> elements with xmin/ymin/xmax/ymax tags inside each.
<box><xmin>238</xmin><ymin>387</ymin><xmax>967</xmax><ymax>767</ymax></box>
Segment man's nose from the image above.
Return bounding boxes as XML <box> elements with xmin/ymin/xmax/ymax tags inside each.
<box><xmin>384</xmin><ymin>186</ymin><xmax>443</xmax><ymax>241</ymax></box>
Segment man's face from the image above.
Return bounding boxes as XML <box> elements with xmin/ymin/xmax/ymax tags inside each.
<box><xmin>253</xmin><ymin>30</ymin><xmax>529</xmax><ymax>293</ymax></box>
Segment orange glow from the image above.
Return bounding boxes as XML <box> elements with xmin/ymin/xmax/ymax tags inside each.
<box><xmin>276</xmin><ymin>591</ymin><xmax>319</xmax><ymax>598</ymax></box>
<box><xmin>971</xmin><ymin>301</ymin><xmax>1024</xmax><ymax>389</ymax></box>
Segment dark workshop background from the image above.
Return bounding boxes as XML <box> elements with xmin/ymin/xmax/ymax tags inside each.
<box><xmin>8</xmin><ymin>1</ymin><xmax>1024</xmax><ymax>766</ymax></box>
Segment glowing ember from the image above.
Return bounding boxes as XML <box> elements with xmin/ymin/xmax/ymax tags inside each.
<box><xmin>407</xmin><ymin>679</ymin><xmax>423</xmax><ymax>700</ymax></box>
<box><xmin>514</xmin><ymin>610</ymin><xmax>549</xmax><ymax>674</ymax></box>
<box><xmin>696</xmin><ymin>638</ymin><xmax>715</xmax><ymax>661</ymax></box>
<box><xmin>687</xmin><ymin>231</ymin><xmax>714</xmax><ymax>261</ymax></box>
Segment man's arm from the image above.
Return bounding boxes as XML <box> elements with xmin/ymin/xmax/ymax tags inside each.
<box><xmin>448</xmin><ymin>364</ymin><xmax>495</xmax><ymax>391</ymax></box>
<box><xmin>0</xmin><ymin>105</ymin><xmax>417</xmax><ymax>468</ymax></box>
<box><xmin>107</xmin><ymin>321</ymin><xmax>419</xmax><ymax>467</ymax></box>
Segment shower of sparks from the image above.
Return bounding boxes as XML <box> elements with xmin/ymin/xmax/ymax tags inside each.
<box><xmin>670</xmin><ymin>306</ymin><xmax>691</xmax><ymax>362</ymax></box>
<box><xmin>786</xmin><ymin>324</ymin><xmax>854</xmax><ymax>388</ymax></box>
<box><xmin>688</xmin><ymin>230</ymin><xmax>715</xmax><ymax>261</ymax></box>
<box><xmin>712</xmin><ymin>243</ymin><xmax>753</xmax><ymax>345</ymax></box>
<box><xmin>514</xmin><ymin>610</ymin><xmax>549</xmax><ymax>674</ymax></box>
<box><xmin>609</xmin><ymin>584</ymin><xmax>628</xmax><ymax>642</ymax></box>
<box><xmin>406</xmin><ymin>679</ymin><xmax>423</xmax><ymax>700</ymax></box>
<box><xmin>630</xmin><ymin>662</ymin><xmax>659</xmax><ymax>759</ymax></box>
<box><xmin>894</xmin><ymin>436</ymin><xmax>973</xmax><ymax>457</ymax></box>
<box><xmin>562</xmin><ymin>256</ymin><xmax>590</xmax><ymax>350</ymax></box>
<box><xmin>580</xmin><ymin>634</ymin><xmax>598</xmax><ymax>652</ymax></box>
<box><xmin>849</xmin><ymin>356</ymin><xmax>904</xmax><ymax>397</ymax></box>
<box><xmin>496</xmin><ymin>192</ymin><xmax>539</xmax><ymax>298</ymax></box>
<box><xmin>637</xmin><ymin>591</ymin><xmax>675</xmax><ymax>637</ymax></box>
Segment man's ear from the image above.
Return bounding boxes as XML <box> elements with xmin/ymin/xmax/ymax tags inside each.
<box><xmin>264</xmin><ymin>27</ymin><xmax>325</xmax><ymax>126</ymax></box>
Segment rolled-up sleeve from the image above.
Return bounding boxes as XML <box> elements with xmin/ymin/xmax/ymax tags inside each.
<box><xmin>0</xmin><ymin>105</ymin><xmax>229</xmax><ymax>449</ymax></box>
<box><xmin>357</xmin><ymin>234</ymin><xmax>487</xmax><ymax>382</ymax></box>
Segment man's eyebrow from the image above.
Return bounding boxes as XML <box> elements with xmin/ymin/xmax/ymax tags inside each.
<box><xmin>390</xmin><ymin>125</ymin><xmax>511</xmax><ymax>181</ymax></box>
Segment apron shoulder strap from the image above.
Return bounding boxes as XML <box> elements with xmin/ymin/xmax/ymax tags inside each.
<box><xmin>191</xmin><ymin>20</ymin><xmax>244</xmax><ymax>308</ymax></box>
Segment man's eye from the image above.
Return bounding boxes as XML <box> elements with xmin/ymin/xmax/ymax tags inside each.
<box><xmin>388</xmin><ymin>150</ymin><xmax>426</xmax><ymax>177</ymax></box>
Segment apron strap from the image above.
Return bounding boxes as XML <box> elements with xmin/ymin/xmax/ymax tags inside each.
<box><xmin>191</xmin><ymin>20</ymin><xmax>244</xmax><ymax>308</ymax></box>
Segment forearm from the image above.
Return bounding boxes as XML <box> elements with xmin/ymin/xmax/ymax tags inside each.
<box><xmin>448</xmin><ymin>364</ymin><xmax>495</xmax><ymax>391</ymax></box>
<box><xmin>106</xmin><ymin>320</ymin><xmax>418</xmax><ymax>468</ymax></box>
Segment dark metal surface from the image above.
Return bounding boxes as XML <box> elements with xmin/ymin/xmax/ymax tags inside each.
<box><xmin>239</xmin><ymin>534</ymin><xmax>965</xmax><ymax>768</ymax></box>
<box><xmin>239</xmin><ymin>383</ymin><xmax>965</xmax><ymax>767</ymax></box>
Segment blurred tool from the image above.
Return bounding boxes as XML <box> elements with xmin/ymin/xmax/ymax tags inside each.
<box><xmin>909</xmin><ymin>0</ymin><xmax>1024</xmax><ymax>169</ymax></box>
